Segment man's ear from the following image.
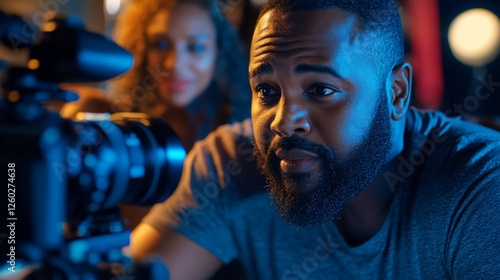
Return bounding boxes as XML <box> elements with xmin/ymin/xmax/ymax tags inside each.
<box><xmin>389</xmin><ymin>62</ymin><xmax>412</xmax><ymax>121</ymax></box>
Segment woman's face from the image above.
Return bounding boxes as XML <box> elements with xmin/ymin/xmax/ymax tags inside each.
<box><xmin>146</xmin><ymin>3</ymin><xmax>217</xmax><ymax>107</ymax></box>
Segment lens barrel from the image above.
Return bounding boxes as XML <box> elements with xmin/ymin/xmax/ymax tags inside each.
<box><xmin>66</xmin><ymin>113</ymin><xmax>185</xmax><ymax>217</ymax></box>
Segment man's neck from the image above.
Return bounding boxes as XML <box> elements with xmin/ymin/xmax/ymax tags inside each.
<box><xmin>334</xmin><ymin>153</ymin><xmax>402</xmax><ymax>247</ymax></box>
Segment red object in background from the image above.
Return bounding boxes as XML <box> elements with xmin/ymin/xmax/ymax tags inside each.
<box><xmin>407</xmin><ymin>0</ymin><xmax>444</xmax><ymax>110</ymax></box>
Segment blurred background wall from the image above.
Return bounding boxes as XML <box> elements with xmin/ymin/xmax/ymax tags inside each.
<box><xmin>0</xmin><ymin>0</ymin><xmax>104</xmax><ymax>33</ymax></box>
<box><xmin>437</xmin><ymin>0</ymin><xmax>500</xmax><ymax>126</ymax></box>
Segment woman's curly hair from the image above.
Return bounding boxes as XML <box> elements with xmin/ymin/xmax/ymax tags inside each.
<box><xmin>110</xmin><ymin>0</ymin><xmax>250</xmax><ymax>122</ymax></box>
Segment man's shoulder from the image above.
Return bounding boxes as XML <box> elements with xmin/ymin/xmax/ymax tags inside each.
<box><xmin>404</xmin><ymin>108</ymin><xmax>500</xmax><ymax>193</ymax></box>
<box><xmin>407</xmin><ymin>108</ymin><xmax>500</xmax><ymax>137</ymax></box>
<box><xmin>190</xmin><ymin>119</ymin><xmax>255</xmax><ymax>164</ymax></box>
<box><xmin>186</xmin><ymin>119</ymin><xmax>264</xmax><ymax>195</ymax></box>
<box><xmin>401</xmin><ymin>110</ymin><xmax>500</xmax><ymax>278</ymax></box>
<box><xmin>406</xmin><ymin>108</ymin><xmax>500</xmax><ymax>163</ymax></box>
<box><xmin>212</xmin><ymin>119</ymin><xmax>254</xmax><ymax>139</ymax></box>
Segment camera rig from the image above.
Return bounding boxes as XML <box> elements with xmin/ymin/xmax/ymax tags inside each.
<box><xmin>0</xmin><ymin>11</ymin><xmax>184</xmax><ymax>279</ymax></box>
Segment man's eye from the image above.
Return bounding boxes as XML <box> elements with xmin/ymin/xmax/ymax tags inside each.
<box><xmin>306</xmin><ymin>85</ymin><xmax>338</xmax><ymax>96</ymax></box>
<box><xmin>256</xmin><ymin>86</ymin><xmax>278</xmax><ymax>98</ymax></box>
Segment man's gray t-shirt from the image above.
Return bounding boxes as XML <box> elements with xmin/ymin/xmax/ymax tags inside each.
<box><xmin>144</xmin><ymin>109</ymin><xmax>500</xmax><ymax>279</ymax></box>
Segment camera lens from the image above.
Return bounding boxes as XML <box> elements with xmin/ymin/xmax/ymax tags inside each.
<box><xmin>65</xmin><ymin>113</ymin><xmax>185</xmax><ymax>217</ymax></box>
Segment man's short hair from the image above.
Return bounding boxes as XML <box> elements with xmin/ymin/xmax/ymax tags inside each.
<box><xmin>257</xmin><ymin>0</ymin><xmax>405</xmax><ymax>77</ymax></box>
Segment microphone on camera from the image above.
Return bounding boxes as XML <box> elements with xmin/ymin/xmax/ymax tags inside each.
<box><xmin>0</xmin><ymin>10</ymin><xmax>38</xmax><ymax>49</ymax></box>
<box><xmin>0</xmin><ymin>11</ymin><xmax>133</xmax><ymax>83</ymax></box>
<box><xmin>30</xmin><ymin>15</ymin><xmax>134</xmax><ymax>83</ymax></box>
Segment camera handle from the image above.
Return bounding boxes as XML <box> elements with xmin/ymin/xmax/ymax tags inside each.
<box><xmin>19</xmin><ymin>208</ymin><xmax>169</xmax><ymax>280</ymax></box>
<box><xmin>22</xmin><ymin>233</ymin><xmax>170</xmax><ymax>280</ymax></box>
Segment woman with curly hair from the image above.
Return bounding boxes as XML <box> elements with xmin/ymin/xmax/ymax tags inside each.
<box><xmin>102</xmin><ymin>0</ymin><xmax>251</xmax><ymax>238</ymax></box>
<box><xmin>110</xmin><ymin>0</ymin><xmax>250</xmax><ymax>151</ymax></box>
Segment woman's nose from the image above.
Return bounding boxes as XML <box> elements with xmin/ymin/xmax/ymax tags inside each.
<box><xmin>163</xmin><ymin>47</ymin><xmax>188</xmax><ymax>72</ymax></box>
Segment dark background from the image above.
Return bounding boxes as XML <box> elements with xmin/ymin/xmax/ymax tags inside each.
<box><xmin>437</xmin><ymin>0</ymin><xmax>500</xmax><ymax>118</ymax></box>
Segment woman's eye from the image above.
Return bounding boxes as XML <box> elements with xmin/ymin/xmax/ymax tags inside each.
<box><xmin>188</xmin><ymin>43</ymin><xmax>206</xmax><ymax>53</ymax></box>
<box><xmin>149</xmin><ymin>39</ymin><xmax>169</xmax><ymax>51</ymax></box>
<box><xmin>306</xmin><ymin>85</ymin><xmax>338</xmax><ymax>97</ymax></box>
<box><xmin>256</xmin><ymin>86</ymin><xmax>278</xmax><ymax>99</ymax></box>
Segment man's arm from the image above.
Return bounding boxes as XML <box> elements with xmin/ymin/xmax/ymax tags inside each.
<box><xmin>130</xmin><ymin>223</ymin><xmax>223</xmax><ymax>280</ymax></box>
<box><xmin>128</xmin><ymin>121</ymin><xmax>256</xmax><ymax>279</ymax></box>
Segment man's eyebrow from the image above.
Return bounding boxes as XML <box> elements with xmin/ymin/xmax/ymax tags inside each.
<box><xmin>296</xmin><ymin>64</ymin><xmax>344</xmax><ymax>80</ymax></box>
<box><xmin>249</xmin><ymin>63</ymin><xmax>273</xmax><ymax>79</ymax></box>
<box><xmin>249</xmin><ymin>63</ymin><xmax>344</xmax><ymax>80</ymax></box>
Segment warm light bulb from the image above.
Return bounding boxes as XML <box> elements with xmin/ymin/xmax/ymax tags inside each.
<box><xmin>105</xmin><ymin>0</ymin><xmax>121</xmax><ymax>16</ymax></box>
<box><xmin>448</xmin><ymin>8</ymin><xmax>500</xmax><ymax>67</ymax></box>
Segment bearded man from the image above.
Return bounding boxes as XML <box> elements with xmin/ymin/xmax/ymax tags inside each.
<box><xmin>131</xmin><ymin>0</ymin><xmax>500</xmax><ymax>279</ymax></box>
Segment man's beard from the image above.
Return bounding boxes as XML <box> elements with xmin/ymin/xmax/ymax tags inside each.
<box><xmin>253</xmin><ymin>92</ymin><xmax>392</xmax><ymax>228</ymax></box>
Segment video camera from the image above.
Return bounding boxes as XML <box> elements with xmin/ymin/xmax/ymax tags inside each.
<box><xmin>0</xmin><ymin>11</ymin><xmax>184</xmax><ymax>279</ymax></box>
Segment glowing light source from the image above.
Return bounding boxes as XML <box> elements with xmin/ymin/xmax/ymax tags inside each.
<box><xmin>7</xmin><ymin>90</ymin><xmax>20</xmax><ymax>102</ymax></box>
<box><xmin>105</xmin><ymin>0</ymin><xmax>121</xmax><ymax>16</ymax></box>
<box><xmin>41</xmin><ymin>21</ymin><xmax>57</xmax><ymax>32</ymax></box>
<box><xmin>448</xmin><ymin>8</ymin><xmax>500</xmax><ymax>67</ymax></box>
<box><xmin>27</xmin><ymin>59</ymin><xmax>40</xmax><ymax>70</ymax></box>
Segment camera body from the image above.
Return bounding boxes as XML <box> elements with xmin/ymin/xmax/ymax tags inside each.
<box><xmin>0</xmin><ymin>12</ymin><xmax>183</xmax><ymax>279</ymax></box>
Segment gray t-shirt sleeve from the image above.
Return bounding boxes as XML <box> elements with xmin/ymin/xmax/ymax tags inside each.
<box><xmin>143</xmin><ymin>120</ymin><xmax>256</xmax><ymax>264</ymax></box>
<box><xmin>446</xmin><ymin>171</ymin><xmax>500</xmax><ymax>278</ymax></box>
<box><xmin>422</xmin><ymin>120</ymin><xmax>500</xmax><ymax>278</ymax></box>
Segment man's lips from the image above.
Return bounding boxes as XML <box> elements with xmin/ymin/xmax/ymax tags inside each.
<box><xmin>275</xmin><ymin>148</ymin><xmax>321</xmax><ymax>173</ymax></box>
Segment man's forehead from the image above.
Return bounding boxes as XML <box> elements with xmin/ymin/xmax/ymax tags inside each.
<box><xmin>250</xmin><ymin>8</ymin><xmax>362</xmax><ymax>62</ymax></box>
<box><xmin>252</xmin><ymin>8</ymin><xmax>361</xmax><ymax>47</ymax></box>
<box><xmin>248</xmin><ymin>8</ymin><xmax>379</xmax><ymax>82</ymax></box>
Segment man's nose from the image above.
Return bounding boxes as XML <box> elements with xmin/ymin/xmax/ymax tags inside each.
<box><xmin>270</xmin><ymin>99</ymin><xmax>310</xmax><ymax>137</ymax></box>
